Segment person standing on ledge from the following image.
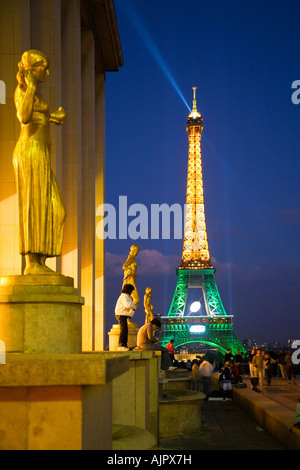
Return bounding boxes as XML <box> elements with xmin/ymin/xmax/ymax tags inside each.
<box><xmin>13</xmin><ymin>50</ymin><xmax>66</xmax><ymax>275</ymax></box>
<box><xmin>115</xmin><ymin>284</ymin><xmax>137</xmax><ymax>351</ymax></box>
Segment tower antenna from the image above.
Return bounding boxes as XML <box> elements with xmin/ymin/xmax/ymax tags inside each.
<box><xmin>192</xmin><ymin>86</ymin><xmax>197</xmax><ymax>112</ymax></box>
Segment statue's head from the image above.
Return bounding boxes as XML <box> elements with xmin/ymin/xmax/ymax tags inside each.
<box><xmin>17</xmin><ymin>50</ymin><xmax>49</xmax><ymax>87</ymax></box>
<box><xmin>145</xmin><ymin>287</ymin><xmax>152</xmax><ymax>296</ymax></box>
<box><xmin>130</xmin><ymin>244</ymin><xmax>139</xmax><ymax>255</ymax></box>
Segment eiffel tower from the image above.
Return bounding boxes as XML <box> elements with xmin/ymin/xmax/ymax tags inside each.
<box><xmin>161</xmin><ymin>88</ymin><xmax>245</xmax><ymax>355</ymax></box>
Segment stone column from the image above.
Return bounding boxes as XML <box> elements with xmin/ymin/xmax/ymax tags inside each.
<box><xmin>60</xmin><ymin>0</ymin><xmax>82</xmax><ymax>287</ymax></box>
<box><xmin>81</xmin><ymin>29</ymin><xmax>95</xmax><ymax>351</ymax></box>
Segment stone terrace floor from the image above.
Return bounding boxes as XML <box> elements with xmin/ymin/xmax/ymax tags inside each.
<box><xmin>157</xmin><ymin>377</ymin><xmax>300</xmax><ymax>450</ymax></box>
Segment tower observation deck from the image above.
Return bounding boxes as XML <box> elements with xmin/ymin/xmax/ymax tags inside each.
<box><xmin>160</xmin><ymin>88</ymin><xmax>245</xmax><ymax>354</ymax></box>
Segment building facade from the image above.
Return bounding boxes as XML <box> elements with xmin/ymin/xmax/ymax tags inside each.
<box><xmin>0</xmin><ymin>0</ymin><xmax>123</xmax><ymax>350</ymax></box>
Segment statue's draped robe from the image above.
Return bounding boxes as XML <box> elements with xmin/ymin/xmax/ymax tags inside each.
<box><xmin>13</xmin><ymin>110</ymin><xmax>65</xmax><ymax>256</ymax></box>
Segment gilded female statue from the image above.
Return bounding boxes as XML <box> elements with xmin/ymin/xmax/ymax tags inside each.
<box><xmin>13</xmin><ymin>50</ymin><xmax>66</xmax><ymax>275</ymax></box>
<box><xmin>122</xmin><ymin>244</ymin><xmax>139</xmax><ymax>307</ymax></box>
<box><xmin>144</xmin><ymin>287</ymin><xmax>154</xmax><ymax>324</ymax></box>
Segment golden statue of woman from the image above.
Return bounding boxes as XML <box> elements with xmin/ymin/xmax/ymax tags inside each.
<box><xmin>122</xmin><ymin>244</ymin><xmax>139</xmax><ymax>307</ymax></box>
<box><xmin>13</xmin><ymin>50</ymin><xmax>66</xmax><ymax>275</ymax></box>
<box><xmin>144</xmin><ymin>287</ymin><xmax>154</xmax><ymax>324</ymax></box>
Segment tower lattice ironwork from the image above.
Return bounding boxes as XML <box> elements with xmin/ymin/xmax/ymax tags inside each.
<box><xmin>161</xmin><ymin>88</ymin><xmax>245</xmax><ymax>354</ymax></box>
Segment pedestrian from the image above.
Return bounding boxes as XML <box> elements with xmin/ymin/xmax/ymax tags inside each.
<box><xmin>191</xmin><ymin>359</ymin><xmax>201</xmax><ymax>391</ymax></box>
<box><xmin>230</xmin><ymin>361</ymin><xmax>242</xmax><ymax>384</ymax></box>
<box><xmin>252</xmin><ymin>349</ymin><xmax>264</xmax><ymax>390</ymax></box>
<box><xmin>115</xmin><ymin>284</ymin><xmax>137</xmax><ymax>351</ymax></box>
<box><xmin>264</xmin><ymin>353</ymin><xmax>275</xmax><ymax>386</ymax></box>
<box><xmin>285</xmin><ymin>351</ymin><xmax>296</xmax><ymax>384</ymax></box>
<box><xmin>249</xmin><ymin>348</ymin><xmax>256</xmax><ymax>377</ymax></box>
<box><xmin>269</xmin><ymin>350</ymin><xmax>278</xmax><ymax>378</ymax></box>
<box><xmin>233</xmin><ymin>350</ymin><xmax>243</xmax><ymax>375</ymax></box>
<box><xmin>200</xmin><ymin>357</ymin><xmax>214</xmax><ymax>398</ymax></box>
<box><xmin>219</xmin><ymin>362</ymin><xmax>233</xmax><ymax>400</ymax></box>
<box><xmin>136</xmin><ymin>318</ymin><xmax>176</xmax><ymax>371</ymax></box>
<box><xmin>278</xmin><ymin>349</ymin><xmax>286</xmax><ymax>380</ymax></box>
<box><xmin>166</xmin><ymin>339</ymin><xmax>175</xmax><ymax>363</ymax></box>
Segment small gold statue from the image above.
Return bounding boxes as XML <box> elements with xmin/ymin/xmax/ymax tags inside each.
<box><xmin>122</xmin><ymin>244</ymin><xmax>139</xmax><ymax>307</ymax></box>
<box><xmin>13</xmin><ymin>50</ymin><xmax>66</xmax><ymax>275</ymax></box>
<box><xmin>144</xmin><ymin>287</ymin><xmax>154</xmax><ymax>324</ymax></box>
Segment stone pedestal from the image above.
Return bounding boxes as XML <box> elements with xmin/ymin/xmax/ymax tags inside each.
<box><xmin>108</xmin><ymin>322</ymin><xmax>139</xmax><ymax>351</ymax></box>
<box><xmin>112</xmin><ymin>350</ymin><xmax>160</xmax><ymax>446</ymax></box>
<box><xmin>159</xmin><ymin>389</ymin><xmax>206</xmax><ymax>438</ymax></box>
<box><xmin>0</xmin><ymin>275</ymin><xmax>84</xmax><ymax>354</ymax></box>
<box><xmin>0</xmin><ymin>353</ymin><xmax>129</xmax><ymax>450</ymax></box>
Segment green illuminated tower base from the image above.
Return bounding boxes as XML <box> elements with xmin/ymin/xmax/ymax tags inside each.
<box><xmin>161</xmin><ymin>268</ymin><xmax>245</xmax><ymax>354</ymax></box>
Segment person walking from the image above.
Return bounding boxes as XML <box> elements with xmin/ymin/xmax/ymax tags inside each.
<box><xmin>285</xmin><ymin>351</ymin><xmax>296</xmax><ymax>384</ymax></box>
<box><xmin>233</xmin><ymin>350</ymin><xmax>243</xmax><ymax>375</ymax></box>
<box><xmin>252</xmin><ymin>349</ymin><xmax>264</xmax><ymax>390</ymax></box>
<box><xmin>264</xmin><ymin>353</ymin><xmax>275</xmax><ymax>386</ymax></box>
<box><xmin>200</xmin><ymin>357</ymin><xmax>214</xmax><ymax>398</ymax></box>
<box><xmin>278</xmin><ymin>349</ymin><xmax>286</xmax><ymax>380</ymax></box>
<box><xmin>191</xmin><ymin>359</ymin><xmax>201</xmax><ymax>391</ymax></box>
<box><xmin>249</xmin><ymin>348</ymin><xmax>256</xmax><ymax>377</ymax></box>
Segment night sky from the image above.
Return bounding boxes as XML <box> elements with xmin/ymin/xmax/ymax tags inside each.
<box><xmin>103</xmin><ymin>0</ymin><xmax>300</xmax><ymax>347</ymax></box>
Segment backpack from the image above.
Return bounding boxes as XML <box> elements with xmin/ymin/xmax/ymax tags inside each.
<box><xmin>219</xmin><ymin>366</ymin><xmax>232</xmax><ymax>382</ymax></box>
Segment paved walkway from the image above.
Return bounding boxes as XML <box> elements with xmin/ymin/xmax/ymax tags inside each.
<box><xmin>254</xmin><ymin>377</ymin><xmax>299</xmax><ymax>411</ymax></box>
<box><xmin>158</xmin><ymin>376</ymin><xmax>300</xmax><ymax>450</ymax></box>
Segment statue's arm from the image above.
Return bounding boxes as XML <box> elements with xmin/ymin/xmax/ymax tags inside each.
<box><xmin>122</xmin><ymin>256</ymin><xmax>133</xmax><ymax>270</ymax></box>
<box><xmin>49</xmin><ymin>106</ymin><xmax>66</xmax><ymax>125</ymax></box>
<box><xmin>15</xmin><ymin>82</ymin><xmax>36</xmax><ymax>124</ymax></box>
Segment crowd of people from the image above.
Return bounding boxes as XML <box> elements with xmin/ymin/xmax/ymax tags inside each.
<box><xmin>223</xmin><ymin>347</ymin><xmax>299</xmax><ymax>387</ymax></box>
<box><xmin>161</xmin><ymin>346</ymin><xmax>300</xmax><ymax>400</ymax></box>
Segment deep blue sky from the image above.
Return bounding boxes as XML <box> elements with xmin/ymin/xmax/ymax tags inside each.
<box><xmin>104</xmin><ymin>0</ymin><xmax>300</xmax><ymax>346</ymax></box>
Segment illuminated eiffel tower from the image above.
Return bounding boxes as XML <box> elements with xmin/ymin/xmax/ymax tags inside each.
<box><xmin>161</xmin><ymin>88</ymin><xmax>245</xmax><ymax>354</ymax></box>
